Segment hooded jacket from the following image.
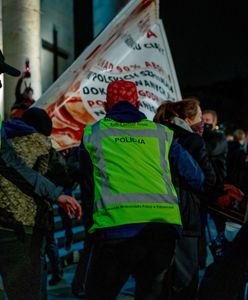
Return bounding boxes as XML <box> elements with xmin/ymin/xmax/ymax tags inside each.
<box><xmin>203</xmin><ymin>127</ymin><xmax>228</xmax><ymax>189</ymax></box>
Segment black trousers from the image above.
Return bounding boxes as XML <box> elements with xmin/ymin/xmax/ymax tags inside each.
<box><xmin>45</xmin><ymin>230</ymin><xmax>62</xmax><ymax>276</ymax></box>
<box><xmin>72</xmin><ymin>234</ymin><xmax>92</xmax><ymax>292</ymax></box>
<box><xmin>85</xmin><ymin>236</ymin><xmax>176</xmax><ymax>300</ymax></box>
<box><xmin>159</xmin><ymin>236</ymin><xmax>199</xmax><ymax>300</ymax></box>
<box><xmin>58</xmin><ymin>206</ymin><xmax>73</xmax><ymax>242</ymax></box>
<box><xmin>0</xmin><ymin>228</ymin><xmax>46</xmax><ymax>300</ymax></box>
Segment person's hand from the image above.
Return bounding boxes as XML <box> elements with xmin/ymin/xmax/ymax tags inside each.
<box><xmin>217</xmin><ymin>184</ymin><xmax>245</xmax><ymax>208</ymax></box>
<box><xmin>216</xmin><ymin>194</ymin><xmax>232</xmax><ymax>209</ymax></box>
<box><xmin>223</xmin><ymin>184</ymin><xmax>244</xmax><ymax>202</ymax></box>
<box><xmin>56</xmin><ymin>195</ymin><xmax>82</xmax><ymax>219</ymax></box>
<box><xmin>20</xmin><ymin>72</ymin><xmax>26</xmax><ymax>79</ymax></box>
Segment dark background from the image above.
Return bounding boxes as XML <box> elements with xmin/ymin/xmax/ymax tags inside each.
<box><xmin>75</xmin><ymin>0</ymin><xmax>248</xmax><ymax>132</ymax></box>
<box><xmin>160</xmin><ymin>1</ymin><xmax>248</xmax><ymax>133</ymax></box>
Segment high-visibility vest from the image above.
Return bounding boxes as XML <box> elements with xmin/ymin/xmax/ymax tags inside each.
<box><xmin>84</xmin><ymin>118</ymin><xmax>182</xmax><ymax>233</ymax></box>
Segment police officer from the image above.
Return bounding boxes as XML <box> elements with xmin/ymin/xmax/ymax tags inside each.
<box><xmin>81</xmin><ymin>80</ymin><xmax>205</xmax><ymax>300</ymax></box>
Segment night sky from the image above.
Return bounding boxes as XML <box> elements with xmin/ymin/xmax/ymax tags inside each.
<box><xmin>159</xmin><ymin>1</ymin><xmax>248</xmax><ymax>131</ymax></box>
<box><xmin>160</xmin><ymin>1</ymin><xmax>248</xmax><ymax>87</ymax></box>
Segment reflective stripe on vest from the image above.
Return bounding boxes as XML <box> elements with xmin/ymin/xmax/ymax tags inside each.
<box><xmin>84</xmin><ymin>118</ymin><xmax>181</xmax><ymax>232</ymax></box>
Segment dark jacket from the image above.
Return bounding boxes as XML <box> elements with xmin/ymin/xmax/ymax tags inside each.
<box><xmin>46</xmin><ymin>146</ymin><xmax>80</xmax><ymax>189</ymax></box>
<box><xmin>80</xmin><ymin>101</ymin><xmax>205</xmax><ymax>239</ymax></box>
<box><xmin>203</xmin><ymin>128</ymin><xmax>228</xmax><ymax>189</ymax></box>
<box><xmin>226</xmin><ymin>141</ymin><xmax>248</xmax><ymax>193</ymax></box>
<box><xmin>166</xmin><ymin>121</ymin><xmax>216</xmax><ymax>236</ymax></box>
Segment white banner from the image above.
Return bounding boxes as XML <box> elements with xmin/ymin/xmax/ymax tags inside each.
<box><xmin>35</xmin><ymin>0</ymin><xmax>181</xmax><ymax>150</ymax></box>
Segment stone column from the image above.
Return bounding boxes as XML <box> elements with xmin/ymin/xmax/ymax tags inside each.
<box><xmin>93</xmin><ymin>0</ymin><xmax>127</xmax><ymax>37</ymax></box>
<box><xmin>2</xmin><ymin>0</ymin><xmax>41</xmax><ymax>119</ymax></box>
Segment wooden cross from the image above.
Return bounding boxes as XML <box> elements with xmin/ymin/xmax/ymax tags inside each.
<box><xmin>42</xmin><ymin>26</ymin><xmax>69</xmax><ymax>81</ymax></box>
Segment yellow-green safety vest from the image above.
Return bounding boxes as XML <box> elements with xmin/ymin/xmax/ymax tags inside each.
<box><xmin>84</xmin><ymin>118</ymin><xmax>182</xmax><ymax>233</ymax></box>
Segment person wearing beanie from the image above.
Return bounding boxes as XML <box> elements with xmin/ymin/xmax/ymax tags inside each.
<box><xmin>80</xmin><ymin>80</ymin><xmax>205</xmax><ymax>299</ymax></box>
<box><xmin>22</xmin><ymin>107</ymin><xmax>53</xmax><ymax>136</ymax></box>
<box><xmin>0</xmin><ymin>51</ymin><xmax>81</xmax><ymax>300</ymax></box>
<box><xmin>4</xmin><ymin>107</ymin><xmax>52</xmax><ymax>139</ymax></box>
<box><xmin>1</xmin><ymin>107</ymin><xmax>64</xmax><ymax>299</ymax></box>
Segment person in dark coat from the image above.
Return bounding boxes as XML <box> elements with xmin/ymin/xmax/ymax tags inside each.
<box><xmin>202</xmin><ymin>110</ymin><xmax>228</xmax><ymax>191</ymax></box>
<box><xmin>202</xmin><ymin>109</ymin><xmax>229</xmax><ymax>262</ymax></box>
<box><xmin>154</xmin><ymin>98</ymin><xmax>216</xmax><ymax>300</ymax></box>
<box><xmin>226</xmin><ymin>129</ymin><xmax>248</xmax><ymax>194</ymax></box>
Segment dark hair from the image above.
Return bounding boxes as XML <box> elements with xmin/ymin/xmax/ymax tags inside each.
<box><xmin>175</xmin><ymin>98</ymin><xmax>200</xmax><ymax>120</ymax></box>
<box><xmin>24</xmin><ymin>87</ymin><xmax>33</xmax><ymax>94</ymax></box>
<box><xmin>233</xmin><ymin>129</ymin><xmax>246</xmax><ymax>142</ymax></box>
<box><xmin>22</xmin><ymin>107</ymin><xmax>52</xmax><ymax>136</ymax></box>
<box><xmin>154</xmin><ymin>97</ymin><xmax>200</xmax><ymax>124</ymax></box>
<box><xmin>153</xmin><ymin>101</ymin><xmax>176</xmax><ymax>124</ymax></box>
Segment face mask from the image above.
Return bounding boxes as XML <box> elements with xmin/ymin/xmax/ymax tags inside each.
<box><xmin>204</xmin><ymin>123</ymin><xmax>213</xmax><ymax>131</ymax></box>
<box><xmin>191</xmin><ymin>120</ymin><xmax>205</xmax><ymax>136</ymax></box>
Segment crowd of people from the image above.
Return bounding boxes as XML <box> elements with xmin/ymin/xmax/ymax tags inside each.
<box><xmin>0</xmin><ymin>52</ymin><xmax>247</xmax><ymax>300</ymax></box>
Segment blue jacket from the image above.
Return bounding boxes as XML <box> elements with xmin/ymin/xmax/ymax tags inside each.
<box><xmin>3</xmin><ymin>119</ymin><xmax>36</xmax><ymax>138</ymax></box>
<box><xmin>79</xmin><ymin>101</ymin><xmax>205</xmax><ymax>239</ymax></box>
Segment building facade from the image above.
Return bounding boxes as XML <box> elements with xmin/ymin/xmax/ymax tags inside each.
<box><xmin>1</xmin><ymin>0</ymin><xmax>127</xmax><ymax>118</ymax></box>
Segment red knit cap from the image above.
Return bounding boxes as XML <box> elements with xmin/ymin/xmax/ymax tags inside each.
<box><xmin>106</xmin><ymin>80</ymin><xmax>138</xmax><ymax>108</ymax></box>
